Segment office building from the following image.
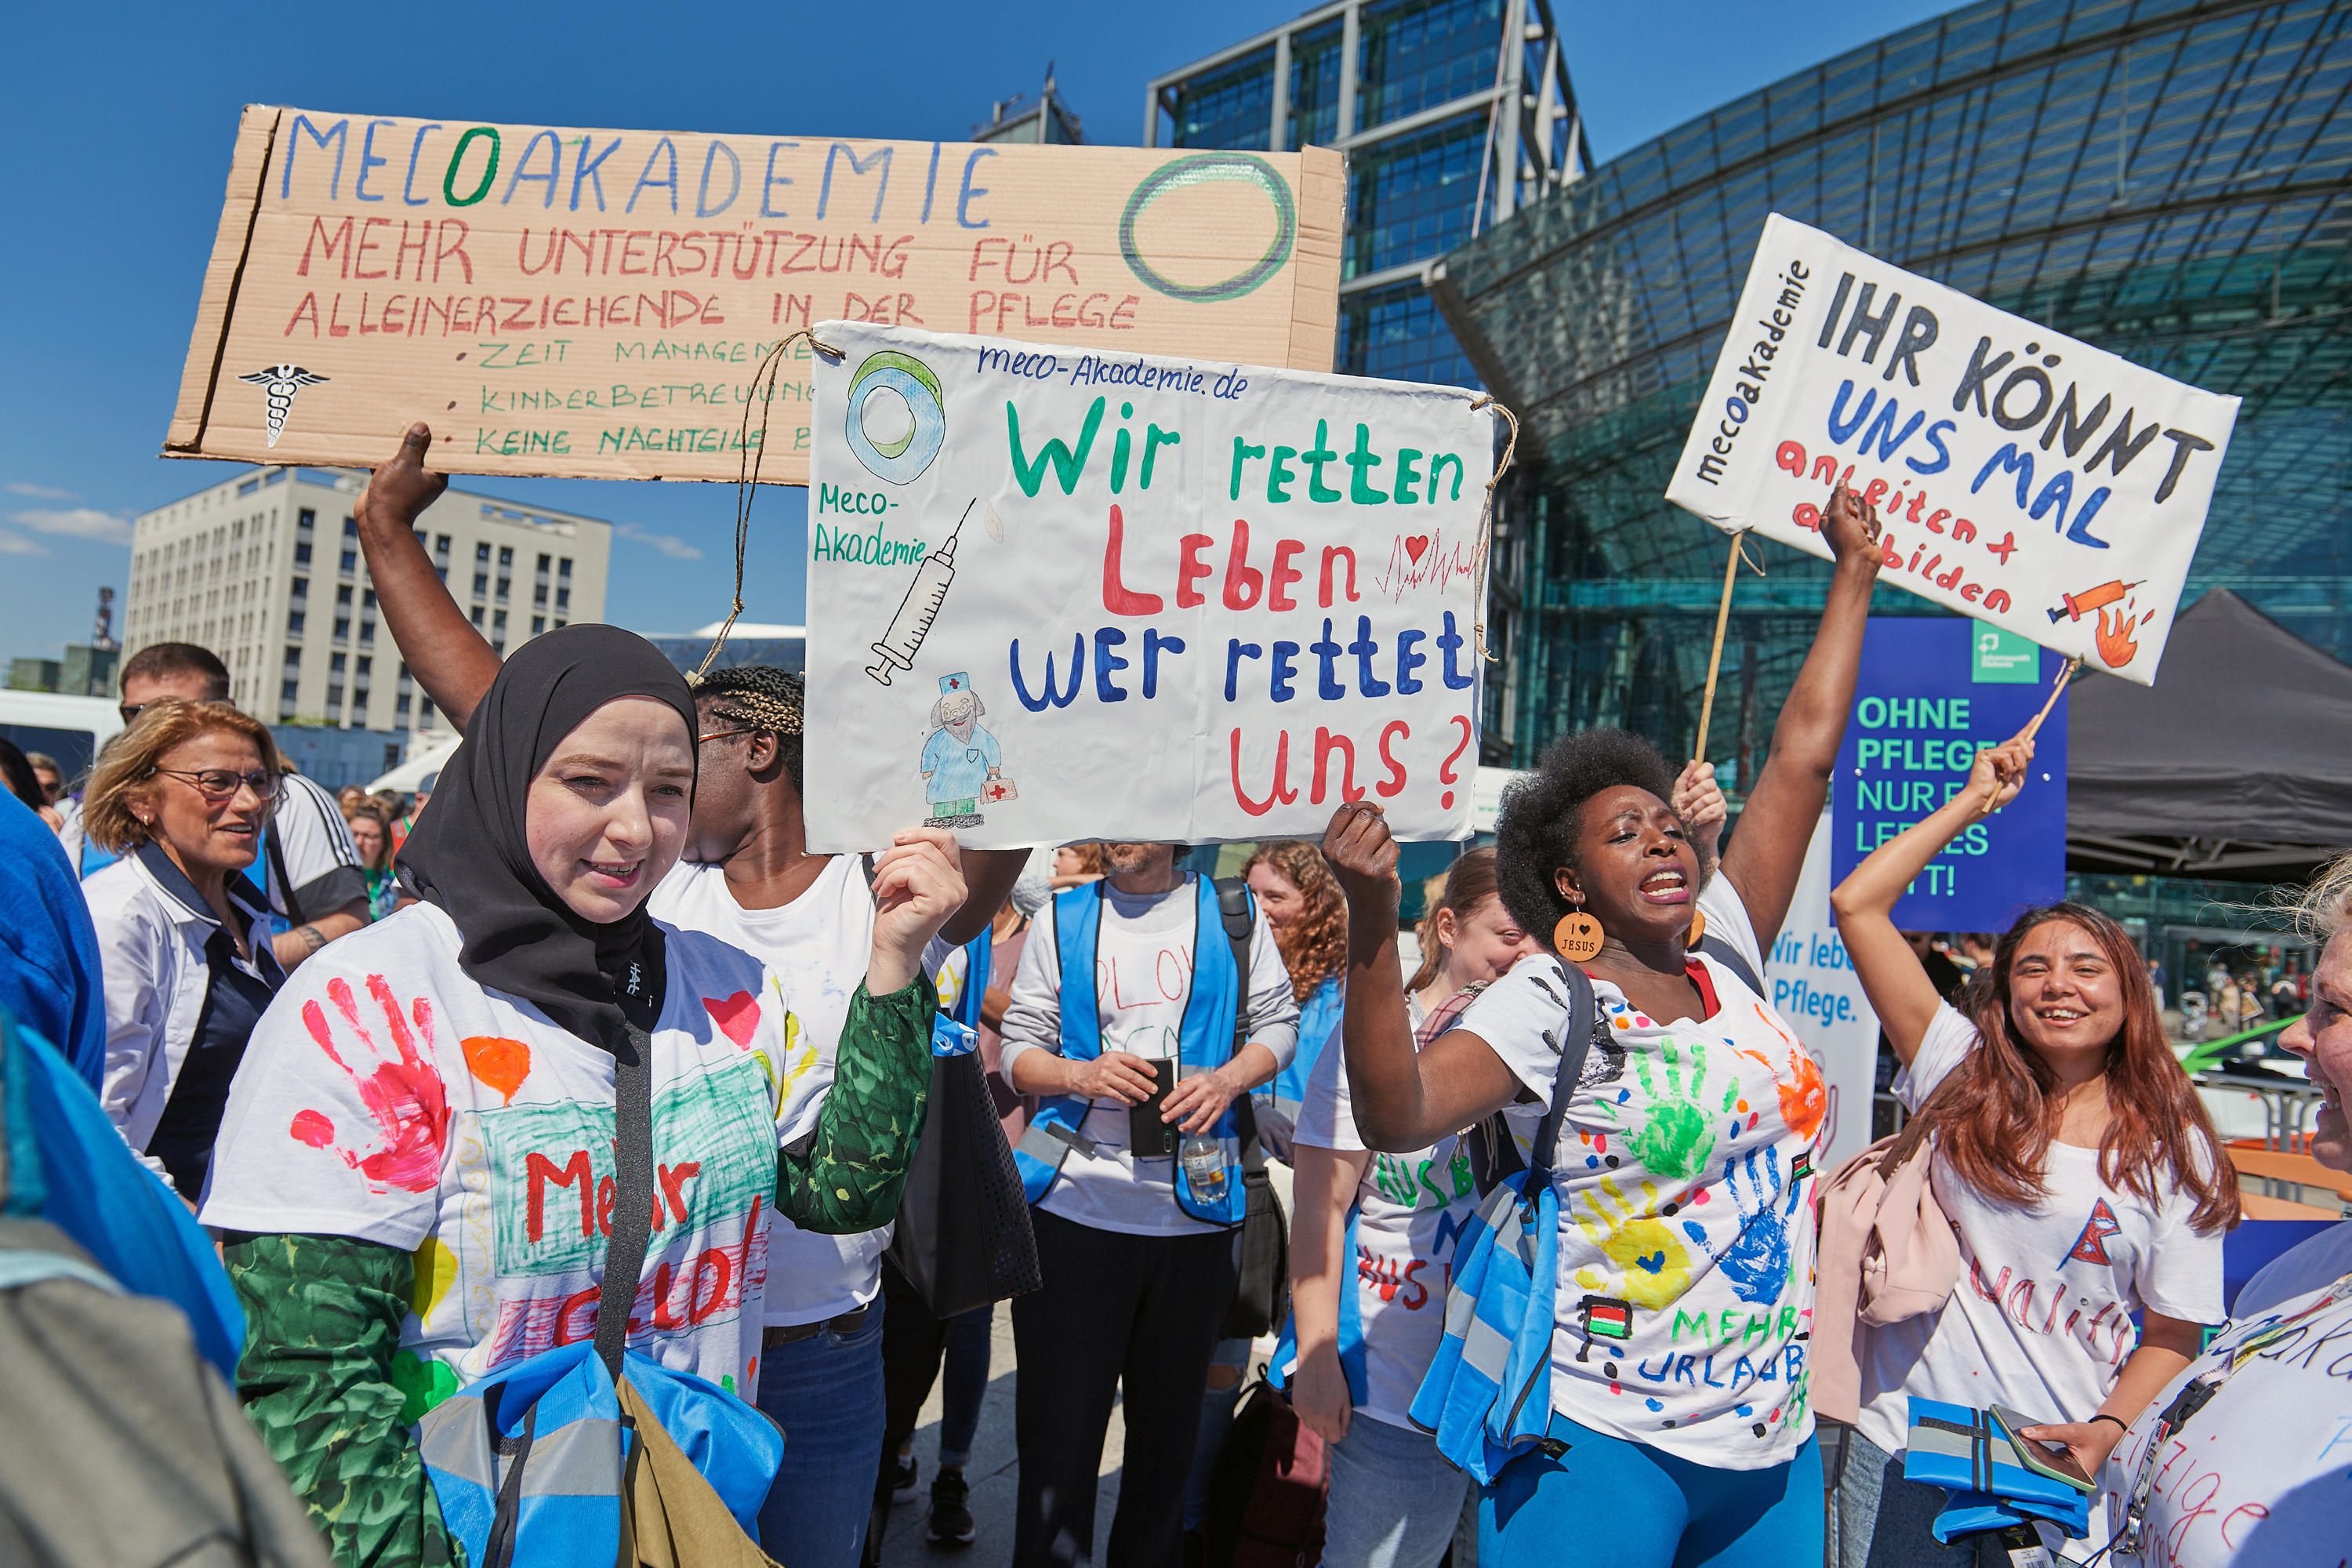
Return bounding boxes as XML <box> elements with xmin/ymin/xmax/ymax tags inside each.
<box><xmin>643</xmin><ymin>622</ymin><xmax>807</xmax><ymax>677</ymax></box>
<box><xmin>1429</xmin><ymin>0</ymin><xmax>2352</xmax><ymax>782</ymax></box>
<box><xmin>125</xmin><ymin>466</ymin><xmax>611</xmax><ymax>735</ymax></box>
<box><xmin>975</xmin><ymin>71</ymin><xmax>1085</xmax><ymax>145</ymax></box>
<box><xmin>1147</xmin><ymin>0</ymin><xmax>1584</xmax><ymax>387</ymax></box>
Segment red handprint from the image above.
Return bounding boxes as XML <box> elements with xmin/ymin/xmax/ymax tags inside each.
<box><xmin>290</xmin><ymin>974</ymin><xmax>452</xmax><ymax>1193</ymax></box>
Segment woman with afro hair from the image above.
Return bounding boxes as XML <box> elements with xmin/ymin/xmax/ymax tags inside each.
<box><xmin>1322</xmin><ymin>481</ymin><xmax>1883</xmax><ymax>1568</ymax></box>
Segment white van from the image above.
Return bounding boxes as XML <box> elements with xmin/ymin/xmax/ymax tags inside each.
<box><xmin>0</xmin><ymin>691</ymin><xmax>123</xmax><ymax>789</ymax></box>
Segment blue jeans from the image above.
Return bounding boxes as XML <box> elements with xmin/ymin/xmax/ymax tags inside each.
<box><xmin>757</xmin><ymin>1296</ymin><xmax>887</xmax><ymax>1568</ymax></box>
<box><xmin>1823</xmin><ymin>1424</ymin><xmax>2007</xmax><ymax>1568</ymax></box>
<box><xmin>938</xmin><ymin>1303</ymin><xmax>993</xmax><ymax>1467</ymax></box>
<box><xmin>1482</xmin><ymin>1413</ymin><xmax>1822</xmax><ymax>1568</ymax></box>
<box><xmin>1322</xmin><ymin>1416</ymin><xmax>1471</xmax><ymax>1568</ymax></box>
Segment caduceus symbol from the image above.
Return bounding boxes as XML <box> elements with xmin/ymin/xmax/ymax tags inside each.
<box><xmin>237</xmin><ymin>365</ymin><xmax>329</xmax><ymax>448</ymax></box>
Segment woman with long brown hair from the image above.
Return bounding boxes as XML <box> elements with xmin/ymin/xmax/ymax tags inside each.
<box><xmin>1827</xmin><ymin>731</ymin><xmax>2235</xmax><ymax>1566</ymax></box>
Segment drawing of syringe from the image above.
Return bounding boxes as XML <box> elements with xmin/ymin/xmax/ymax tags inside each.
<box><xmin>866</xmin><ymin>499</ymin><xmax>976</xmax><ymax>687</ymax></box>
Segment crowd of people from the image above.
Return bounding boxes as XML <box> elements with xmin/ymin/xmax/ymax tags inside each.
<box><xmin>1</xmin><ymin>434</ymin><xmax>2346</xmax><ymax>1568</ymax></box>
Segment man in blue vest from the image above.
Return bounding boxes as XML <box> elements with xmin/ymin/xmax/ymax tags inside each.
<box><xmin>1000</xmin><ymin>840</ymin><xmax>1301</xmax><ymax>1568</ymax></box>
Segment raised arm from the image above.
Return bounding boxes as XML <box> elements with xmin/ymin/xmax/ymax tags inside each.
<box><xmin>1323</xmin><ymin>803</ymin><xmax>1519</xmax><ymax>1152</ymax></box>
<box><xmin>941</xmin><ymin>848</ymin><xmax>1033</xmax><ymax>946</ymax></box>
<box><xmin>354</xmin><ymin>425</ymin><xmax>502</xmax><ymax>731</ymax></box>
<box><xmin>1717</xmin><ymin>481</ymin><xmax>1881</xmax><ymax>946</ymax></box>
<box><xmin>1831</xmin><ymin>735</ymin><xmax>2033</xmax><ymax>1065</ymax></box>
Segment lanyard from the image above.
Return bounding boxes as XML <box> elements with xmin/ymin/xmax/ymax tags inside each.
<box><xmin>2117</xmin><ymin>1268</ymin><xmax>2352</xmax><ymax>1555</ymax></box>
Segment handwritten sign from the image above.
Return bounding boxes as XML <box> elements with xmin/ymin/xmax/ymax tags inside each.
<box><xmin>800</xmin><ymin>321</ymin><xmax>1494</xmax><ymax>851</ymax></box>
<box><xmin>1831</xmin><ymin>617</ymin><xmax>2067</xmax><ymax>931</ymax></box>
<box><xmin>165</xmin><ymin>106</ymin><xmax>1344</xmax><ymax>485</ymax></box>
<box><xmin>1666</xmin><ymin>214</ymin><xmax>2238</xmax><ymax>684</ymax></box>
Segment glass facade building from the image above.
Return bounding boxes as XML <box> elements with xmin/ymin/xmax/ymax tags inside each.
<box><xmin>1430</xmin><ymin>0</ymin><xmax>2352</xmax><ymax>789</ymax></box>
<box><xmin>1148</xmin><ymin>0</ymin><xmax>1587</xmax><ymax>387</ymax></box>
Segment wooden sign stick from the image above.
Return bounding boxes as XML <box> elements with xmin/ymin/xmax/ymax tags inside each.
<box><xmin>1981</xmin><ymin>653</ymin><xmax>2082</xmax><ymax>813</ymax></box>
<box><xmin>1693</xmin><ymin>531</ymin><xmax>1745</xmax><ymax>762</ymax></box>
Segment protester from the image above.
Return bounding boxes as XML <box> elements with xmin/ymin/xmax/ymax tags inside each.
<box><xmin>335</xmin><ymin>785</ymin><xmax>368</xmax><ymax>817</ymax></box>
<box><xmin>0</xmin><ymin>736</ymin><xmax>57</xmax><ymax>829</ymax></box>
<box><xmin>0</xmin><ymin>790</ymin><xmax>107</xmax><ymax>1085</ymax></box>
<box><xmin>1244</xmin><ymin>838</ymin><xmax>1349</xmax><ymax>1150</ymax></box>
<box><xmin>349</xmin><ymin>423</ymin><xmax>1029</xmax><ymax>1568</ymax></box>
<box><xmin>1319</xmin><ymin>481</ymin><xmax>1882</xmax><ymax>1568</ymax></box>
<box><xmin>114</xmin><ymin>643</ymin><xmax>368</xmax><ymax>967</ymax></box>
<box><xmin>392</xmin><ymin>779</ymin><xmax>430</xmax><ymax>854</ymax></box>
<box><xmin>1286</xmin><ymin>846</ymin><xmax>1544</xmax><ymax>1568</ymax></box>
<box><xmin>1051</xmin><ymin>841</ymin><xmax>1105</xmax><ymax>890</ymax></box>
<box><xmin>199</xmin><ymin>625</ymin><xmax>958</xmax><ymax>1568</ymax></box>
<box><xmin>2086</xmin><ymin>849</ymin><xmax>2351</xmax><ymax>1565</ymax></box>
<box><xmin>25</xmin><ymin>750</ymin><xmax>66</xmax><ymax>807</ymax></box>
<box><xmin>1825</xmin><ymin>732</ymin><xmax>2234</xmax><ymax>1563</ymax></box>
<box><xmin>343</xmin><ymin>800</ymin><xmax>401</xmax><ymax>920</ymax></box>
<box><xmin>875</xmin><ymin>890</ymin><xmax>1035</xmax><ymax>1553</ymax></box>
<box><xmin>1000</xmin><ymin>840</ymin><xmax>1301</xmax><ymax>1568</ymax></box>
<box><xmin>79</xmin><ymin>699</ymin><xmax>286</xmax><ymax>1199</ymax></box>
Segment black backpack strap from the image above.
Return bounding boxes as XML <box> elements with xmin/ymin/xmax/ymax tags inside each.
<box><xmin>1696</xmin><ymin>932</ymin><xmax>1764</xmax><ymax>998</ymax></box>
<box><xmin>264</xmin><ymin>824</ymin><xmax>304</xmax><ymax>927</ymax></box>
<box><xmin>594</xmin><ymin>964</ymin><xmax>662</xmax><ymax>1379</ymax></box>
<box><xmin>1472</xmin><ymin>959</ymin><xmax>1597</xmax><ymax>1193</ymax></box>
<box><xmin>1212</xmin><ymin>877</ymin><xmax>1254</xmax><ymax>1057</ymax></box>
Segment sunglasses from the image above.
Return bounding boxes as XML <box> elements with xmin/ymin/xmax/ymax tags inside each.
<box><xmin>152</xmin><ymin>767</ymin><xmax>281</xmax><ymax>803</ymax></box>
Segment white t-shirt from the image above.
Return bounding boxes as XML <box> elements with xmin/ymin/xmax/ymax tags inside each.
<box><xmin>2095</xmin><ymin>1249</ymin><xmax>2352</xmax><ymax>1567</ymax></box>
<box><xmin>1857</xmin><ymin>1006</ymin><xmax>2225</xmax><ymax>1481</ymax></box>
<box><xmin>998</xmin><ymin>876</ymin><xmax>1300</xmax><ymax>1238</ymax></box>
<box><xmin>1457</xmin><ymin>875</ymin><xmax>1824</xmax><ymax>1470</ymax></box>
<box><xmin>1292</xmin><ymin>991</ymin><xmax>1479</xmax><ymax>1429</ymax></box>
<box><xmin>649</xmin><ymin>858</ymin><xmax>889</xmax><ymax>1326</ymax></box>
<box><xmin>202</xmin><ymin>902</ymin><xmax>786</xmax><ymax>1403</ymax></box>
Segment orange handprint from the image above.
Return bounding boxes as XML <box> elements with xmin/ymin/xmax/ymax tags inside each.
<box><xmin>289</xmin><ymin>973</ymin><xmax>452</xmax><ymax>1194</ymax></box>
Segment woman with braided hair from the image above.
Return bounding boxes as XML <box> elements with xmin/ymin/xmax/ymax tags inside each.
<box><xmin>350</xmin><ymin>425</ymin><xmax>1036</xmax><ymax>1568</ymax></box>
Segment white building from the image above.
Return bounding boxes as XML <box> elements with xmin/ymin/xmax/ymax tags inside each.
<box><xmin>125</xmin><ymin>466</ymin><xmax>611</xmax><ymax>736</ymax></box>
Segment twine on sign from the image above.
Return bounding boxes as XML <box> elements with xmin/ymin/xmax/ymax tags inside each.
<box><xmin>693</xmin><ymin>327</ymin><xmax>844</xmax><ymax>683</ymax></box>
<box><xmin>1467</xmin><ymin>393</ymin><xmax>1520</xmax><ymax>662</ymax></box>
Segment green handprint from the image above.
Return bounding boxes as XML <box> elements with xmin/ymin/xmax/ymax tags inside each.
<box><xmin>1570</xmin><ymin>1175</ymin><xmax>1695</xmax><ymax>1310</ymax></box>
<box><xmin>1610</xmin><ymin>1035</ymin><xmax>1739</xmax><ymax>1182</ymax></box>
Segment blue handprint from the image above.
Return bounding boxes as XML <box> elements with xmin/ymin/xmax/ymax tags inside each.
<box><xmin>1713</xmin><ymin>1147</ymin><xmax>1805</xmax><ymax>1305</ymax></box>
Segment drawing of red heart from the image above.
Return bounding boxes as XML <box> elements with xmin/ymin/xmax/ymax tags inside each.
<box><xmin>1405</xmin><ymin>535</ymin><xmax>1430</xmax><ymax>564</ymax></box>
<box><xmin>703</xmin><ymin>991</ymin><xmax>760</xmax><ymax>1049</ymax></box>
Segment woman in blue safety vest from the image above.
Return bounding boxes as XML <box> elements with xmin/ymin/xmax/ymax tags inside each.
<box><xmin>998</xmin><ymin>841</ymin><xmax>1300</xmax><ymax>1568</ymax></box>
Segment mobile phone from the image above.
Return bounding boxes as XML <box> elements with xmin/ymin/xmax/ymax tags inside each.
<box><xmin>1989</xmin><ymin>1404</ymin><xmax>2097</xmax><ymax>1493</ymax></box>
<box><xmin>1129</xmin><ymin>1058</ymin><xmax>1179</xmax><ymax>1158</ymax></box>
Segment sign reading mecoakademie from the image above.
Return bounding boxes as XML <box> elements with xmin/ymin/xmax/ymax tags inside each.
<box><xmin>1667</xmin><ymin>214</ymin><xmax>2238</xmax><ymax>684</ymax></box>
<box><xmin>165</xmin><ymin>106</ymin><xmax>1345</xmax><ymax>486</ymax></box>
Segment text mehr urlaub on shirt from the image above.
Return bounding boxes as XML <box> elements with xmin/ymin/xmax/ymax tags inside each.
<box><xmin>201</xmin><ymin>902</ymin><xmax>785</xmax><ymax>1405</ymax></box>
<box><xmin>998</xmin><ymin>875</ymin><xmax>1300</xmax><ymax>1238</ymax></box>
<box><xmin>2094</xmin><ymin>1237</ymin><xmax>2352</xmax><ymax>1568</ymax></box>
<box><xmin>1857</xmin><ymin>1003</ymin><xmax>2223</xmax><ymax>1486</ymax></box>
<box><xmin>1291</xmin><ymin>989</ymin><xmax>1480</xmax><ymax>1430</ymax></box>
<box><xmin>1457</xmin><ymin>875</ymin><xmax>1824</xmax><ymax>1469</ymax></box>
<box><xmin>650</xmin><ymin>858</ymin><xmax>889</xmax><ymax>1326</ymax></box>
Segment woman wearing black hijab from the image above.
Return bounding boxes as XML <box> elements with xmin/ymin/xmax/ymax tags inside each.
<box><xmin>202</xmin><ymin>626</ymin><xmax>965</xmax><ymax>1568</ymax></box>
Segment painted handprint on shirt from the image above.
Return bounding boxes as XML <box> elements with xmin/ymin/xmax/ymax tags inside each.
<box><xmin>1606</xmin><ymin>1035</ymin><xmax>1738</xmax><ymax>1182</ymax></box>
<box><xmin>1737</xmin><ymin>1007</ymin><xmax>1828</xmax><ymax>1142</ymax></box>
<box><xmin>289</xmin><ymin>974</ymin><xmax>452</xmax><ymax>1194</ymax></box>
<box><xmin>1571</xmin><ymin>1175</ymin><xmax>1694</xmax><ymax>1310</ymax></box>
<box><xmin>1705</xmin><ymin>1147</ymin><xmax>1807</xmax><ymax>1305</ymax></box>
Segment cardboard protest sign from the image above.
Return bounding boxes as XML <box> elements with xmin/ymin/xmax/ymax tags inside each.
<box><xmin>800</xmin><ymin>321</ymin><xmax>1495</xmax><ymax>851</ymax></box>
<box><xmin>165</xmin><ymin>106</ymin><xmax>1345</xmax><ymax>486</ymax></box>
<box><xmin>1666</xmin><ymin>214</ymin><xmax>2238</xmax><ymax>684</ymax></box>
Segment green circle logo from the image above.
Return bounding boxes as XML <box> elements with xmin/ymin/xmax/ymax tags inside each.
<box><xmin>1120</xmin><ymin>154</ymin><xmax>1297</xmax><ymax>303</ymax></box>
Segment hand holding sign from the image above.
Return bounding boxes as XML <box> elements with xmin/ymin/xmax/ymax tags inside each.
<box><xmin>1967</xmin><ymin>732</ymin><xmax>2038</xmax><ymax>819</ymax></box>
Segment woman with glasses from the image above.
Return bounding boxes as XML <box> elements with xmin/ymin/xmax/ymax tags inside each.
<box><xmin>80</xmin><ymin>699</ymin><xmax>286</xmax><ymax>1200</ymax></box>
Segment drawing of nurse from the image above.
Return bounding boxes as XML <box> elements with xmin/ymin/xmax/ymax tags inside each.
<box><xmin>921</xmin><ymin>672</ymin><xmax>1003</xmax><ymax>827</ymax></box>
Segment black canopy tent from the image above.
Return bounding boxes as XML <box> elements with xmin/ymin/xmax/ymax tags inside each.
<box><xmin>2067</xmin><ymin>590</ymin><xmax>2352</xmax><ymax>879</ymax></box>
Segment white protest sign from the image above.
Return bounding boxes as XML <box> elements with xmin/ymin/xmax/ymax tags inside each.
<box><xmin>802</xmin><ymin>321</ymin><xmax>1495</xmax><ymax>851</ymax></box>
<box><xmin>1762</xmin><ymin>812</ymin><xmax>1880</xmax><ymax>1174</ymax></box>
<box><xmin>1667</xmin><ymin>214</ymin><xmax>2238</xmax><ymax>684</ymax></box>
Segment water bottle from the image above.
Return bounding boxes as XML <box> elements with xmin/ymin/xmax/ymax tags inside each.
<box><xmin>1181</xmin><ymin>1132</ymin><xmax>1228</xmax><ymax>1205</ymax></box>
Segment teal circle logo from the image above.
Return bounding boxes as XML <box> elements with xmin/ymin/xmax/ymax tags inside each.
<box><xmin>845</xmin><ymin>350</ymin><xmax>946</xmax><ymax>485</ymax></box>
<box><xmin>1120</xmin><ymin>154</ymin><xmax>1296</xmax><ymax>303</ymax></box>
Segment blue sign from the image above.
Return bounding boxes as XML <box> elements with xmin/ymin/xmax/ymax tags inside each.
<box><xmin>1831</xmin><ymin>618</ymin><xmax>2067</xmax><ymax>932</ymax></box>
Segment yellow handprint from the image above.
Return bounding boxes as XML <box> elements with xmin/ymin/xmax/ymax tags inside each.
<box><xmin>1570</xmin><ymin>1175</ymin><xmax>1696</xmax><ymax>1310</ymax></box>
<box><xmin>752</xmin><ymin>987</ymin><xmax>822</xmax><ymax>1117</ymax></box>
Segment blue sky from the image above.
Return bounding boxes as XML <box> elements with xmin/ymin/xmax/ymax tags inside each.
<box><xmin>0</xmin><ymin>0</ymin><xmax>1951</xmax><ymax>659</ymax></box>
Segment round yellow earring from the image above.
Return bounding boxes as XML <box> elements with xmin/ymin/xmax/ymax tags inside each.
<box><xmin>1553</xmin><ymin>906</ymin><xmax>1605</xmax><ymax>963</ymax></box>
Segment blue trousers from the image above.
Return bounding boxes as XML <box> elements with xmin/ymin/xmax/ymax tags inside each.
<box><xmin>757</xmin><ymin>1297</ymin><xmax>888</xmax><ymax>1568</ymax></box>
<box><xmin>1482</xmin><ymin>1413</ymin><xmax>1822</xmax><ymax>1568</ymax></box>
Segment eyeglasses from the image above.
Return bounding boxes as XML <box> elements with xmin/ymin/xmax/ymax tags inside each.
<box><xmin>119</xmin><ymin>701</ymin><xmax>153</xmax><ymax>726</ymax></box>
<box><xmin>696</xmin><ymin>728</ymin><xmax>755</xmax><ymax>746</ymax></box>
<box><xmin>152</xmin><ymin>768</ymin><xmax>281</xmax><ymax>803</ymax></box>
